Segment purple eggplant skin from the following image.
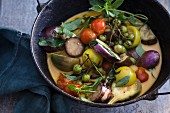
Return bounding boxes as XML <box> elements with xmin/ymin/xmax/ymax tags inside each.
<box><xmin>127</xmin><ymin>48</ymin><xmax>140</xmax><ymax>60</ymax></box>
<box><xmin>87</xmin><ymin>83</ymin><xmax>111</xmax><ymax>102</ymax></box>
<box><xmin>137</xmin><ymin>50</ymin><xmax>160</xmax><ymax>69</ymax></box>
<box><xmin>40</xmin><ymin>26</ymin><xmax>58</xmax><ymax>37</ymax></box>
<box><xmin>93</xmin><ymin>39</ymin><xmax>120</xmax><ymax>62</ymax></box>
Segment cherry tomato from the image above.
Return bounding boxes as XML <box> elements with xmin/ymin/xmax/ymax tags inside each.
<box><xmin>136</xmin><ymin>67</ymin><xmax>149</xmax><ymax>83</ymax></box>
<box><xmin>82</xmin><ymin>49</ymin><xmax>103</xmax><ymax>67</ymax></box>
<box><xmin>57</xmin><ymin>73</ymin><xmax>78</xmax><ymax>96</ymax></box>
<box><xmin>102</xmin><ymin>61</ymin><xmax>113</xmax><ymax>73</ymax></box>
<box><xmin>127</xmin><ymin>26</ymin><xmax>141</xmax><ymax>48</ymax></box>
<box><xmin>91</xmin><ymin>18</ymin><xmax>106</xmax><ymax>36</ymax></box>
<box><xmin>80</xmin><ymin>28</ymin><xmax>97</xmax><ymax>44</ymax></box>
<box><xmin>115</xmin><ymin>66</ymin><xmax>137</xmax><ymax>86</ymax></box>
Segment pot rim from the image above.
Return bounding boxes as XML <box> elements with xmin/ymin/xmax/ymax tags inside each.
<box><xmin>31</xmin><ymin>0</ymin><xmax>170</xmax><ymax>107</ymax></box>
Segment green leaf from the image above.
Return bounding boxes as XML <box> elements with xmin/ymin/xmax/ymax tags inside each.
<box><xmin>128</xmin><ymin>16</ymin><xmax>143</xmax><ymax>27</ymax></box>
<box><xmin>63</xmin><ymin>73</ymin><xmax>81</xmax><ymax>81</ymax></box>
<box><xmin>81</xmin><ymin>77</ymin><xmax>103</xmax><ymax>90</ymax></box>
<box><xmin>63</xmin><ymin>28</ymin><xmax>76</xmax><ymax>37</ymax></box>
<box><xmin>67</xmin><ymin>84</ymin><xmax>80</xmax><ymax>92</ymax></box>
<box><xmin>79</xmin><ymin>96</ymin><xmax>93</xmax><ymax>103</ymax></box>
<box><xmin>136</xmin><ymin>44</ymin><xmax>145</xmax><ymax>57</ymax></box>
<box><xmin>63</xmin><ymin>18</ymin><xmax>82</xmax><ymax>31</ymax></box>
<box><xmin>38</xmin><ymin>37</ymin><xmax>65</xmax><ymax>48</ymax></box>
<box><xmin>89</xmin><ymin>40</ymin><xmax>98</xmax><ymax>46</ymax></box>
<box><xmin>89</xmin><ymin>0</ymin><xmax>104</xmax><ymax>6</ymax></box>
<box><xmin>116</xmin><ymin>75</ymin><xmax>130</xmax><ymax>87</ymax></box>
<box><xmin>111</xmin><ymin>0</ymin><xmax>124</xmax><ymax>9</ymax></box>
<box><xmin>108</xmin><ymin>11</ymin><xmax>115</xmax><ymax>17</ymax></box>
<box><xmin>108</xmin><ymin>66</ymin><xmax>116</xmax><ymax>80</ymax></box>
<box><xmin>54</xmin><ymin>28</ymin><xmax>63</xmax><ymax>34</ymax></box>
<box><xmin>89</xmin><ymin>5</ymin><xmax>103</xmax><ymax>12</ymax></box>
<box><xmin>117</xmin><ymin>12</ymin><xmax>128</xmax><ymax>21</ymax></box>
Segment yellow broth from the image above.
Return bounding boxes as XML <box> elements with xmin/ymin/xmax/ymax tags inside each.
<box><xmin>46</xmin><ymin>11</ymin><xmax>162</xmax><ymax>97</ymax></box>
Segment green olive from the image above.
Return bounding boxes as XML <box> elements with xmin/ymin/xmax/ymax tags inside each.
<box><xmin>99</xmin><ymin>35</ymin><xmax>106</xmax><ymax>42</ymax></box>
<box><xmin>73</xmin><ymin>64</ymin><xmax>82</xmax><ymax>74</ymax></box>
<box><xmin>128</xmin><ymin>33</ymin><xmax>135</xmax><ymax>41</ymax></box>
<box><xmin>124</xmin><ymin>40</ymin><xmax>133</xmax><ymax>48</ymax></box>
<box><xmin>114</xmin><ymin>44</ymin><xmax>127</xmax><ymax>54</ymax></box>
<box><xmin>82</xmin><ymin>74</ymin><xmax>90</xmax><ymax>82</ymax></box>
<box><xmin>120</xmin><ymin>26</ymin><xmax>128</xmax><ymax>33</ymax></box>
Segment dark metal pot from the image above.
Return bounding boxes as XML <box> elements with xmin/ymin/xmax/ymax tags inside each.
<box><xmin>31</xmin><ymin>0</ymin><xmax>170</xmax><ymax>107</ymax></box>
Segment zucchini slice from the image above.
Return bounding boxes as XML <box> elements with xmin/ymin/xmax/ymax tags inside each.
<box><xmin>108</xmin><ymin>79</ymin><xmax>141</xmax><ymax>104</ymax></box>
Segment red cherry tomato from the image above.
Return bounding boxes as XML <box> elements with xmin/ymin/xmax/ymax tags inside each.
<box><xmin>91</xmin><ymin>18</ymin><xmax>106</xmax><ymax>36</ymax></box>
<box><xmin>102</xmin><ymin>61</ymin><xmax>113</xmax><ymax>73</ymax></box>
<box><xmin>80</xmin><ymin>28</ymin><xmax>97</xmax><ymax>44</ymax></box>
<box><xmin>136</xmin><ymin>67</ymin><xmax>149</xmax><ymax>83</ymax></box>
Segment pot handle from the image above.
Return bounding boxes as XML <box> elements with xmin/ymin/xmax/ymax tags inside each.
<box><xmin>36</xmin><ymin>0</ymin><xmax>50</xmax><ymax>13</ymax></box>
<box><xmin>143</xmin><ymin>91</ymin><xmax>170</xmax><ymax>101</ymax></box>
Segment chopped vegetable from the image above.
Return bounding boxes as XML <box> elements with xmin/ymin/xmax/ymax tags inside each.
<box><xmin>82</xmin><ymin>48</ymin><xmax>103</xmax><ymax>67</ymax></box>
<box><xmin>90</xmin><ymin>39</ymin><xmax>120</xmax><ymax>62</ymax></box>
<box><xmin>140</xmin><ymin>24</ymin><xmax>157</xmax><ymax>45</ymax></box>
<box><xmin>126</xmin><ymin>26</ymin><xmax>141</xmax><ymax>48</ymax></box>
<box><xmin>108</xmin><ymin>79</ymin><xmax>141</xmax><ymax>104</ymax></box>
<box><xmin>116</xmin><ymin>53</ymin><xmax>136</xmax><ymax>66</ymax></box>
<box><xmin>73</xmin><ymin>64</ymin><xmax>82</xmax><ymax>74</ymax></box>
<box><xmin>51</xmin><ymin>53</ymin><xmax>80</xmax><ymax>72</ymax></box>
<box><xmin>115</xmin><ymin>66</ymin><xmax>137</xmax><ymax>86</ymax></box>
<box><xmin>137</xmin><ymin>50</ymin><xmax>160</xmax><ymax>69</ymax></box>
<box><xmin>80</xmin><ymin>28</ymin><xmax>97</xmax><ymax>44</ymax></box>
<box><xmin>65</xmin><ymin>37</ymin><xmax>84</xmax><ymax>57</ymax></box>
<box><xmin>91</xmin><ymin>18</ymin><xmax>106</xmax><ymax>36</ymax></box>
<box><xmin>136</xmin><ymin>67</ymin><xmax>149</xmax><ymax>83</ymax></box>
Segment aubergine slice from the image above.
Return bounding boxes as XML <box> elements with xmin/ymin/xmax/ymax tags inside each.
<box><xmin>140</xmin><ymin>24</ymin><xmax>157</xmax><ymax>45</ymax></box>
<box><xmin>116</xmin><ymin>53</ymin><xmax>136</xmax><ymax>66</ymax></box>
<box><xmin>51</xmin><ymin>53</ymin><xmax>80</xmax><ymax>72</ymax></box>
<box><xmin>87</xmin><ymin>84</ymin><xmax>111</xmax><ymax>102</ymax></box>
<box><xmin>108</xmin><ymin>79</ymin><xmax>141</xmax><ymax>104</ymax></box>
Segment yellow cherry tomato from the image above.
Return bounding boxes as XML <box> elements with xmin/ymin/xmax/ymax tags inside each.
<box><xmin>127</xmin><ymin>26</ymin><xmax>141</xmax><ymax>48</ymax></box>
<box><xmin>115</xmin><ymin>66</ymin><xmax>137</xmax><ymax>86</ymax></box>
<box><xmin>82</xmin><ymin>49</ymin><xmax>103</xmax><ymax>67</ymax></box>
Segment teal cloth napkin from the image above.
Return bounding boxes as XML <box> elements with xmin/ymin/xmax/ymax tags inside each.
<box><xmin>0</xmin><ymin>27</ymin><xmax>92</xmax><ymax>113</ymax></box>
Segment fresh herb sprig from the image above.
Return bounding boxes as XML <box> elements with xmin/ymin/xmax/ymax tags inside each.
<box><xmin>89</xmin><ymin>0</ymin><xmax>148</xmax><ymax>26</ymax></box>
<box><xmin>55</xmin><ymin>18</ymin><xmax>83</xmax><ymax>37</ymax></box>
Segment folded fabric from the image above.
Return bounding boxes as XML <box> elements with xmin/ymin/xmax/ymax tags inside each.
<box><xmin>0</xmin><ymin>27</ymin><xmax>91</xmax><ymax>113</ymax></box>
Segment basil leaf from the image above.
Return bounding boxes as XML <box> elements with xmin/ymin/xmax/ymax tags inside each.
<box><xmin>89</xmin><ymin>0</ymin><xmax>104</xmax><ymax>6</ymax></box>
<box><xmin>111</xmin><ymin>0</ymin><xmax>124</xmax><ymax>9</ymax></box>
<box><xmin>128</xmin><ymin>16</ymin><xmax>136</xmax><ymax>24</ymax></box>
<box><xmin>128</xmin><ymin>16</ymin><xmax>143</xmax><ymax>27</ymax></box>
<box><xmin>63</xmin><ymin>28</ymin><xmax>76</xmax><ymax>37</ymax></box>
<box><xmin>89</xmin><ymin>40</ymin><xmax>98</xmax><ymax>46</ymax></box>
<box><xmin>108</xmin><ymin>10</ymin><xmax>115</xmax><ymax>17</ymax></box>
<box><xmin>63</xmin><ymin>18</ymin><xmax>82</xmax><ymax>31</ymax></box>
<box><xmin>54</xmin><ymin>27</ymin><xmax>63</xmax><ymax>34</ymax></box>
<box><xmin>108</xmin><ymin>66</ymin><xmax>116</xmax><ymax>80</ymax></box>
<box><xmin>63</xmin><ymin>73</ymin><xmax>81</xmax><ymax>81</ymax></box>
<box><xmin>81</xmin><ymin>77</ymin><xmax>103</xmax><ymax>90</ymax></box>
<box><xmin>38</xmin><ymin>37</ymin><xmax>65</xmax><ymax>48</ymax></box>
<box><xmin>79</xmin><ymin>96</ymin><xmax>93</xmax><ymax>103</ymax></box>
<box><xmin>116</xmin><ymin>75</ymin><xmax>130</xmax><ymax>87</ymax></box>
<box><xmin>117</xmin><ymin>12</ymin><xmax>128</xmax><ymax>21</ymax></box>
<box><xmin>67</xmin><ymin>84</ymin><xmax>80</xmax><ymax>92</ymax></box>
<box><xmin>89</xmin><ymin>5</ymin><xmax>103</xmax><ymax>12</ymax></box>
<box><xmin>136</xmin><ymin>44</ymin><xmax>145</xmax><ymax>57</ymax></box>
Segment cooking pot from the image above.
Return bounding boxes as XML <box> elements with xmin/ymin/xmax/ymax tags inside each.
<box><xmin>31</xmin><ymin>0</ymin><xmax>170</xmax><ymax>107</ymax></box>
